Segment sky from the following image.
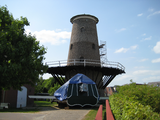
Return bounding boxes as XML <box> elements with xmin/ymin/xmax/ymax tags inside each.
<box><xmin>1</xmin><ymin>0</ymin><xmax>160</xmax><ymax>86</ymax></box>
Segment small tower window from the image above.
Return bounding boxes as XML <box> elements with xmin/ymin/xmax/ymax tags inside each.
<box><xmin>92</xmin><ymin>43</ymin><xmax>95</xmax><ymax>49</ymax></box>
<box><xmin>80</xmin><ymin>26</ymin><xmax>85</xmax><ymax>32</ymax></box>
<box><xmin>80</xmin><ymin>57</ymin><xmax>84</xmax><ymax>62</ymax></box>
<box><xmin>70</xmin><ymin>44</ymin><xmax>73</xmax><ymax>50</ymax></box>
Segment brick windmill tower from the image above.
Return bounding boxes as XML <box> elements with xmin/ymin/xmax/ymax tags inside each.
<box><xmin>67</xmin><ymin>14</ymin><xmax>100</xmax><ymax>64</ymax></box>
<box><xmin>47</xmin><ymin>14</ymin><xmax>125</xmax><ymax>96</ymax></box>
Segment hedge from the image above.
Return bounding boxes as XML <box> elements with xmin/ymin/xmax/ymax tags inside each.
<box><xmin>109</xmin><ymin>82</ymin><xmax>160</xmax><ymax>120</ymax></box>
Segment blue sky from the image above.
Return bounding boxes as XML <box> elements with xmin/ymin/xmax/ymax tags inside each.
<box><xmin>1</xmin><ymin>0</ymin><xmax>160</xmax><ymax>86</ymax></box>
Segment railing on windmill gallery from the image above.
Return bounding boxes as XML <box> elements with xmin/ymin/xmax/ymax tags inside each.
<box><xmin>45</xmin><ymin>59</ymin><xmax>125</xmax><ymax>71</ymax></box>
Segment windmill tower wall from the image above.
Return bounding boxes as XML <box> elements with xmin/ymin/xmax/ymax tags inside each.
<box><xmin>67</xmin><ymin>14</ymin><xmax>100</xmax><ymax>65</ymax></box>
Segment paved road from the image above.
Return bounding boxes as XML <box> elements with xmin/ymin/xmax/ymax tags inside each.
<box><xmin>0</xmin><ymin>107</ymin><xmax>90</xmax><ymax>120</ymax></box>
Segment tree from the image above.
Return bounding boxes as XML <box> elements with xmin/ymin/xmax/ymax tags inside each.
<box><xmin>42</xmin><ymin>77</ymin><xmax>61</xmax><ymax>95</ymax></box>
<box><xmin>35</xmin><ymin>77</ymin><xmax>55</xmax><ymax>94</ymax></box>
<box><xmin>0</xmin><ymin>6</ymin><xmax>48</xmax><ymax>93</ymax></box>
<box><xmin>35</xmin><ymin>76</ymin><xmax>45</xmax><ymax>94</ymax></box>
<box><xmin>42</xmin><ymin>77</ymin><xmax>56</xmax><ymax>91</ymax></box>
<box><xmin>35</xmin><ymin>77</ymin><xmax>61</xmax><ymax>95</ymax></box>
<box><xmin>48</xmin><ymin>83</ymin><xmax>60</xmax><ymax>95</ymax></box>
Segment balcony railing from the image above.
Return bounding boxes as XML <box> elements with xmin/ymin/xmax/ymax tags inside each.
<box><xmin>45</xmin><ymin>59</ymin><xmax>125</xmax><ymax>71</ymax></box>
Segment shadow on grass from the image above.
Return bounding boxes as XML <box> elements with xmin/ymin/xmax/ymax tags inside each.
<box><xmin>103</xmin><ymin>112</ymin><xmax>106</xmax><ymax>120</ymax></box>
<box><xmin>33</xmin><ymin>101</ymin><xmax>60</xmax><ymax>111</ymax></box>
<box><xmin>0</xmin><ymin>101</ymin><xmax>59</xmax><ymax>113</ymax></box>
<box><xmin>0</xmin><ymin>101</ymin><xmax>102</xmax><ymax>113</ymax></box>
<box><xmin>0</xmin><ymin>108</ymin><xmax>39</xmax><ymax>113</ymax></box>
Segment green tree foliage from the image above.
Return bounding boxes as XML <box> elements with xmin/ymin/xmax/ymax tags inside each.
<box><xmin>109</xmin><ymin>81</ymin><xmax>160</xmax><ymax>120</ymax></box>
<box><xmin>35</xmin><ymin>77</ymin><xmax>61</xmax><ymax>95</ymax></box>
<box><xmin>0</xmin><ymin>6</ymin><xmax>48</xmax><ymax>91</ymax></box>
<box><xmin>48</xmin><ymin>83</ymin><xmax>60</xmax><ymax>95</ymax></box>
<box><xmin>35</xmin><ymin>76</ymin><xmax>44</xmax><ymax>94</ymax></box>
<box><xmin>42</xmin><ymin>77</ymin><xmax>55</xmax><ymax>90</ymax></box>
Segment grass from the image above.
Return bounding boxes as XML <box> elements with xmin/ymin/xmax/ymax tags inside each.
<box><xmin>82</xmin><ymin>104</ymin><xmax>106</xmax><ymax>120</ymax></box>
<box><xmin>0</xmin><ymin>100</ymin><xmax>58</xmax><ymax>113</ymax></box>
<box><xmin>34</xmin><ymin>100</ymin><xmax>57</xmax><ymax>107</ymax></box>
<box><xmin>0</xmin><ymin>108</ymin><xmax>39</xmax><ymax>113</ymax></box>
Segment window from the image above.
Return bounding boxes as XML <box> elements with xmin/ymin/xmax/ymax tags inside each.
<box><xmin>70</xmin><ymin>44</ymin><xmax>73</xmax><ymax>50</ymax></box>
<box><xmin>92</xmin><ymin>43</ymin><xmax>95</xmax><ymax>49</ymax></box>
<box><xmin>81</xmin><ymin>26</ymin><xmax>85</xmax><ymax>32</ymax></box>
<box><xmin>80</xmin><ymin>57</ymin><xmax>84</xmax><ymax>62</ymax></box>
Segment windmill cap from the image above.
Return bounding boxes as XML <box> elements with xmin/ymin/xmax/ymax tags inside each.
<box><xmin>70</xmin><ymin>14</ymin><xmax>99</xmax><ymax>24</ymax></box>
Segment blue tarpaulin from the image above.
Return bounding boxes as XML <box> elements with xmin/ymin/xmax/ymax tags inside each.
<box><xmin>54</xmin><ymin>73</ymin><xmax>96</xmax><ymax>101</ymax></box>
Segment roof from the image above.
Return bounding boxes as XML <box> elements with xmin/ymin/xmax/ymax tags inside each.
<box><xmin>70</xmin><ymin>14</ymin><xmax>99</xmax><ymax>24</ymax></box>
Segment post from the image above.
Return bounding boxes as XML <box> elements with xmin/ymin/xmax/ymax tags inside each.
<box><xmin>95</xmin><ymin>105</ymin><xmax>103</xmax><ymax>120</ymax></box>
<box><xmin>74</xmin><ymin>59</ymin><xmax>75</xmax><ymax>65</ymax></box>
<box><xmin>106</xmin><ymin>100</ymin><xmax>114</xmax><ymax>120</ymax></box>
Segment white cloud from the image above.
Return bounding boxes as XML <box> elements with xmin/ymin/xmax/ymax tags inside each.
<box><xmin>25</xmin><ymin>29</ymin><xmax>71</xmax><ymax>45</ymax></box>
<box><xmin>139</xmin><ymin>59</ymin><xmax>148</xmax><ymax>62</ymax></box>
<box><xmin>134</xmin><ymin>66</ymin><xmax>145</xmax><ymax>69</ymax></box>
<box><xmin>148</xmin><ymin>8</ymin><xmax>154</xmax><ymax>12</ymax></box>
<box><xmin>144</xmin><ymin>36</ymin><xmax>152</xmax><ymax>41</ymax></box>
<box><xmin>130</xmin><ymin>45</ymin><xmax>138</xmax><ymax>50</ymax></box>
<box><xmin>141</xmin><ymin>36</ymin><xmax>152</xmax><ymax>41</ymax></box>
<box><xmin>109</xmin><ymin>69</ymin><xmax>160</xmax><ymax>86</ymax></box>
<box><xmin>114</xmin><ymin>74</ymin><xmax>132</xmax><ymax>81</ymax></box>
<box><xmin>115</xmin><ymin>28</ymin><xmax>126</xmax><ymax>32</ymax></box>
<box><xmin>152</xmin><ymin>11</ymin><xmax>160</xmax><ymax>15</ymax></box>
<box><xmin>142</xmin><ymin>76</ymin><xmax>160</xmax><ymax>83</ymax></box>
<box><xmin>147</xmin><ymin>11</ymin><xmax>160</xmax><ymax>18</ymax></box>
<box><xmin>133</xmin><ymin>70</ymin><xmax>150</xmax><ymax>75</ymax></box>
<box><xmin>137</xmin><ymin>13</ymin><xmax>143</xmax><ymax>17</ymax></box>
<box><xmin>152</xmin><ymin>58</ymin><xmax>160</xmax><ymax>63</ymax></box>
<box><xmin>42</xmin><ymin>73</ymin><xmax>52</xmax><ymax>79</ymax></box>
<box><xmin>115</xmin><ymin>47</ymin><xmax>128</xmax><ymax>53</ymax></box>
<box><xmin>108</xmin><ymin>74</ymin><xmax>133</xmax><ymax>86</ymax></box>
<box><xmin>153</xmin><ymin>41</ymin><xmax>160</xmax><ymax>54</ymax></box>
<box><xmin>115</xmin><ymin>45</ymin><xmax>138</xmax><ymax>53</ymax></box>
<box><xmin>142</xmin><ymin>33</ymin><xmax>146</xmax><ymax>36</ymax></box>
<box><xmin>133</xmin><ymin>70</ymin><xmax>160</xmax><ymax>76</ymax></box>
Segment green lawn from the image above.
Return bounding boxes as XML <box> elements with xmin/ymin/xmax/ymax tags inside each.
<box><xmin>34</xmin><ymin>100</ymin><xmax>58</xmax><ymax>107</ymax></box>
<box><xmin>82</xmin><ymin>104</ymin><xmax>106</xmax><ymax>120</ymax></box>
<box><xmin>0</xmin><ymin>100</ymin><xmax>57</xmax><ymax>113</ymax></box>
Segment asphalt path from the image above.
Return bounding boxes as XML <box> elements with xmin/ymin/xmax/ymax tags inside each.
<box><xmin>0</xmin><ymin>107</ymin><xmax>90</xmax><ymax>120</ymax></box>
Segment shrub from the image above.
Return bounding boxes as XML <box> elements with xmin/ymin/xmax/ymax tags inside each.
<box><xmin>109</xmin><ymin>81</ymin><xmax>160</xmax><ymax>120</ymax></box>
<box><xmin>110</xmin><ymin>94</ymin><xmax>160</xmax><ymax>120</ymax></box>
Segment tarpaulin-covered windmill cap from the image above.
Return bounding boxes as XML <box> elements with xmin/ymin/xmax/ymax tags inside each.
<box><xmin>69</xmin><ymin>73</ymin><xmax>96</xmax><ymax>84</ymax></box>
<box><xmin>54</xmin><ymin>73</ymin><xmax>96</xmax><ymax>101</ymax></box>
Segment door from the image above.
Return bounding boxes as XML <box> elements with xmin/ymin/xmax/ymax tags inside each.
<box><xmin>17</xmin><ymin>86</ymin><xmax>27</xmax><ymax>108</ymax></box>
